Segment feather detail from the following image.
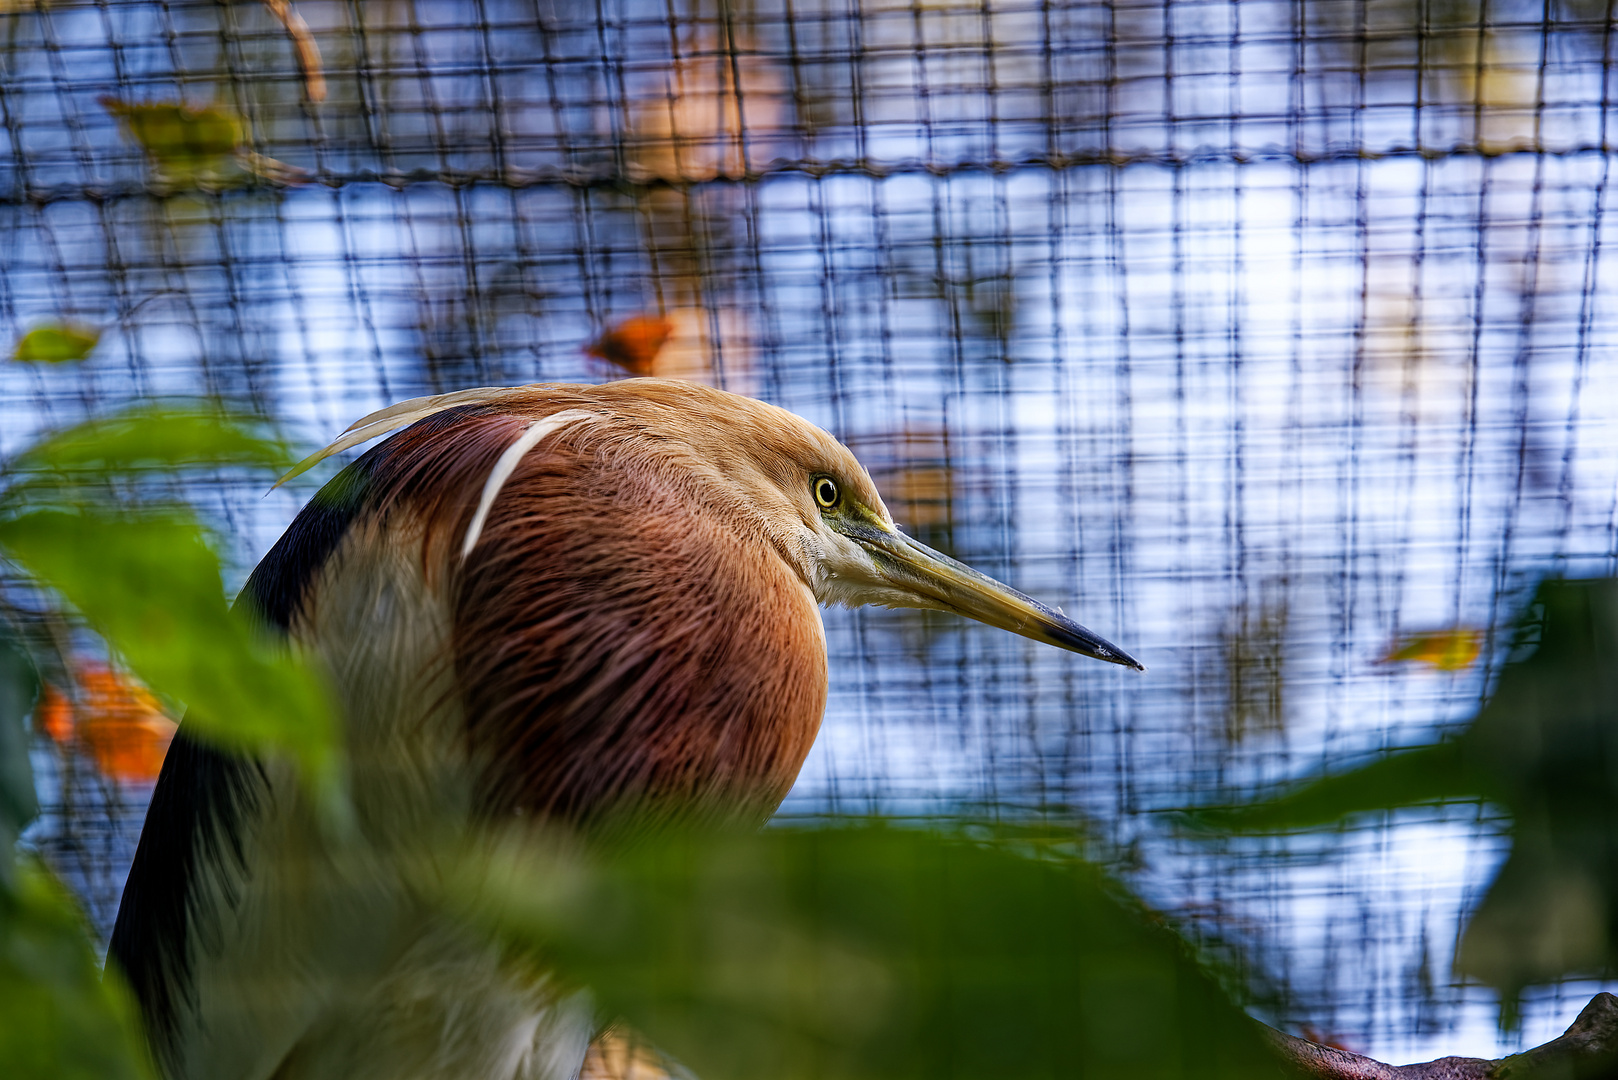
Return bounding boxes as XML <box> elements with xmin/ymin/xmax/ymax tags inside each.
<box><xmin>462</xmin><ymin>410</ymin><xmax>597</xmax><ymax>559</ymax></box>
<box><xmin>273</xmin><ymin>385</ymin><xmax>558</xmax><ymax>490</ymax></box>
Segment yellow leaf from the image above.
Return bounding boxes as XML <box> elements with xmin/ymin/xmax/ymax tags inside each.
<box><xmin>1381</xmin><ymin>628</ymin><xmax>1483</xmax><ymax>670</ymax></box>
<box><xmin>13</xmin><ymin>323</ymin><xmax>99</xmax><ymax>363</ymax></box>
<box><xmin>99</xmin><ymin>97</ymin><xmax>245</xmax><ymax>186</ymax></box>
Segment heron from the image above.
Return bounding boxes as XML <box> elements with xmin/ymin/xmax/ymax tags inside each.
<box><xmin>108</xmin><ymin>378</ymin><xmax>1141</xmax><ymax>1080</ymax></box>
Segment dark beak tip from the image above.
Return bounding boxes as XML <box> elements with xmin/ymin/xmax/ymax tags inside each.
<box><xmin>1066</xmin><ymin>642</ymin><xmax>1146</xmax><ymax>671</ymax></box>
<box><xmin>1053</xmin><ymin>626</ymin><xmax>1144</xmax><ymax>671</ymax></box>
<box><xmin>1106</xmin><ymin>651</ymin><xmax>1147</xmax><ymax>672</ymax></box>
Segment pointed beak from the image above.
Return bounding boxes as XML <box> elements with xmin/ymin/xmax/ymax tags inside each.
<box><xmin>843</xmin><ymin>521</ymin><xmax>1145</xmax><ymax>670</ymax></box>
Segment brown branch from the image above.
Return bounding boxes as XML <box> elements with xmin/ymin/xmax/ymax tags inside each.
<box><xmin>1265</xmin><ymin>993</ymin><xmax>1618</xmax><ymax>1079</ymax></box>
<box><xmin>261</xmin><ymin>0</ymin><xmax>326</xmax><ymax>103</ymax></box>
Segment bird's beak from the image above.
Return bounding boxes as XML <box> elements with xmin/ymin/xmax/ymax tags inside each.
<box><xmin>842</xmin><ymin>520</ymin><xmax>1145</xmax><ymax>670</ymax></box>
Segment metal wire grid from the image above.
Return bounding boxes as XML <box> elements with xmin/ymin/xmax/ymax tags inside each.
<box><xmin>5</xmin><ymin>0</ymin><xmax>1618</xmax><ymax>1062</ymax></box>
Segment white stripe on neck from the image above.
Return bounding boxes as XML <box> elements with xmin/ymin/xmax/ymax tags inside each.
<box><xmin>461</xmin><ymin>410</ymin><xmax>596</xmax><ymax>559</ymax></box>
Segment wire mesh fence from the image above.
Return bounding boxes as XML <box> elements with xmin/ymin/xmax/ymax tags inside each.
<box><xmin>4</xmin><ymin>0</ymin><xmax>1618</xmax><ymax>1063</ymax></box>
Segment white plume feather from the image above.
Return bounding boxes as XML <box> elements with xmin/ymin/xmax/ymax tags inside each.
<box><xmin>272</xmin><ymin>384</ymin><xmax>557</xmax><ymax>490</ymax></box>
<box><xmin>461</xmin><ymin>410</ymin><xmax>597</xmax><ymax>559</ymax></box>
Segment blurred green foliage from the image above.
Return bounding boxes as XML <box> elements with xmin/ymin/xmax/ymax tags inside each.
<box><xmin>0</xmin><ymin>859</ymin><xmax>153</xmax><ymax>1080</ymax></box>
<box><xmin>0</xmin><ymin>405</ymin><xmax>342</xmax><ymax>805</ymax></box>
<box><xmin>443</xmin><ymin>822</ymin><xmax>1289</xmax><ymax>1080</ymax></box>
<box><xmin>1198</xmin><ymin>577</ymin><xmax>1618</xmax><ymax>1024</ymax></box>
<box><xmin>0</xmin><ymin>512</ymin><xmax>338</xmax><ymax>789</ymax></box>
<box><xmin>0</xmin><ymin>404</ymin><xmax>352</xmax><ymax>1078</ymax></box>
<box><xmin>5</xmin><ymin>406</ymin><xmax>290</xmax><ymax>476</ymax></box>
<box><xmin>98</xmin><ymin>98</ymin><xmax>246</xmax><ymax>189</ymax></box>
<box><xmin>0</xmin><ymin>631</ymin><xmax>152</xmax><ymax>1079</ymax></box>
<box><xmin>12</xmin><ymin>324</ymin><xmax>100</xmax><ymax>364</ymax></box>
<box><xmin>19</xmin><ymin>408</ymin><xmax>1618</xmax><ymax>1074</ymax></box>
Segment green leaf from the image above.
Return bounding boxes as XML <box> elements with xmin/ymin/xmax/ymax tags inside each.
<box><xmin>1451</xmin><ymin>579</ymin><xmax>1618</xmax><ymax>1009</ymax></box>
<box><xmin>6</xmin><ymin>405</ymin><xmax>289</xmax><ymax>483</ymax></box>
<box><xmin>1187</xmin><ymin>739</ymin><xmax>1479</xmax><ymax>834</ymax></box>
<box><xmin>442</xmin><ymin>822</ymin><xmax>1290</xmax><ymax>1080</ymax></box>
<box><xmin>0</xmin><ymin>508</ymin><xmax>340</xmax><ymax>804</ymax></box>
<box><xmin>0</xmin><ymin>859</ymin><xmax>152</xmax><ymax>1080</ymax></box>
<box><xmin>99</xmin><ymin>97</ymin><xmax>245</xmax><ymax>187</ymax></box>
<box><xmin>12</xmin><ymin>324</ymin><xmax>99</xmax><ymax>364</ymax></box>
<box><xmin>1198</xmin><ymin>577</ymin><xmax>1618</xmax><ymax>1016</ymax></box>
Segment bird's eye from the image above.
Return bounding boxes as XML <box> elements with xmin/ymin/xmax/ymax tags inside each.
<box><xmin>813</xmin><ymin>477</ymin><xmax>840</xmax><ymax>509</ymax></box>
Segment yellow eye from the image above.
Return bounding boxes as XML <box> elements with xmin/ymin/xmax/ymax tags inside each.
<box><xmin>813</xmin><ymin>477</ymin><xmax>840</xmax><ymax>509</ymax></box>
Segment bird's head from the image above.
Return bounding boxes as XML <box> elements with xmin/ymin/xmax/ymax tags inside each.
<box><xmin>281</xmin><ymin>378</ymin><xmax>1144</xmax><ymax>672</ymax></box>
<box><xmin>584</xmin><ymin>381</ymin><xmax>1145</xmax><ymax>671</ymax></box>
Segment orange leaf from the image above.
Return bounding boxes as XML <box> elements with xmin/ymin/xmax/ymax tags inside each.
<box><xmin>1380</xmin><ymin>628</ymin><xmax>1483</xmax><ymax>671</ymax></box>
<box><xmin>35</xmin><ymin>664</ymin><xmax>177</xmax><ymax>783</ymax></box>
<box><xmin>585</xmin><ymin>315</ymin><xmax>674</xmax><ymax>376</ymax></box>
<box><xmin>36</xmin><ymin>684</ymin><xmax>74</xmax><ymax>745</ymax></box>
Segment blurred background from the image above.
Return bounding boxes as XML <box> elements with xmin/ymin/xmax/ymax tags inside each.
<box><xmin>3</xmin><ymin>0</ymin><xmax>1617</xmax><ymax>1064</ymax></box>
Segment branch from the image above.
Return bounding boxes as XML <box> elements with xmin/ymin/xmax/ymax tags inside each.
<box><xmin>261</xmin><ymin>0</ymin><xmax>326</xmax><ymax>103</ymax></box>
<box><xmin>1265</xmin><ymin>993</ymin><xmax>1618</xmax><ymax>1079</ymax></box>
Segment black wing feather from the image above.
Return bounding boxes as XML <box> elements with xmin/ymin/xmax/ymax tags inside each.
<box><xmin>107</xmin><ymin>461</ymin><xmax>373</xmax><ymax>1069</ymax></box>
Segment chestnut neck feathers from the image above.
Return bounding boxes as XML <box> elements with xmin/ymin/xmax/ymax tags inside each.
<box><xmin>314</xmin><ymin>380</ymin><xmax>856</xmax><ymax>825</ymax></box>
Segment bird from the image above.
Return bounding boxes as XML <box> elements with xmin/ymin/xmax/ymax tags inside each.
<box><xmin>108</xmin><ymin>378</ymin><xmax>1142</xmax><ymax>1080</ymax></box>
